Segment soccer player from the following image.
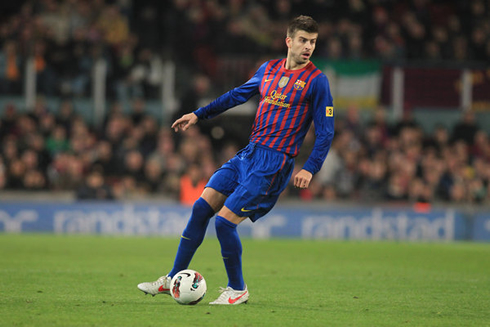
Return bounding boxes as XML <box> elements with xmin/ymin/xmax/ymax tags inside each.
<box><xmin>137</xmin><ymin>15</ymin><xmax>334</xmax><ymax>305</ymax></box>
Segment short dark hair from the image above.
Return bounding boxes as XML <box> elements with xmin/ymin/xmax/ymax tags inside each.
<box><xmin>287</xmin><ymin>15</ymin><xmax>318</xmax><ymax>37</ymax></box>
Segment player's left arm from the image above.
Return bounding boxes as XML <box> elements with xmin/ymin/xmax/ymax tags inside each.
<box><xmin>295</xmin><ymin>74</ymin><xmax>335</xmax><ymax>188</ymax></box>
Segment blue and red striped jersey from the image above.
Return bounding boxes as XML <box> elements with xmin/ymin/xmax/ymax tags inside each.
<box><xmin>193</xmin><ymin>58</ymin><xmax>334</xmax><ymax>175</ymax></box>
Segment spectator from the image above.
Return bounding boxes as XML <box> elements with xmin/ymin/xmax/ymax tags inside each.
<box><xmin>97</xmin><ymin>5</ymin><xmax>130</xmax><ymax>47</ymax></box>
<box><xmin>129</xmin><ymin>98</ymin><xmax>147</xmax><ymax>126</ymax></box>
<box><xmin>33</xmin><ymin>40</ymin><xmax>57</xmax><ymax>96</ymax></box>
<box><xmin>111</xmin><ymin>43</ymin><xmax>136</xmax><ymax>102</ymax></box>
<box><xmin>0</xmin><ymin>40</ymin><xmax>22</xmax><ymax>95</ymax></box>
<box><xmin>0</xmin><ymin>104</ymin><xmax>18</xmax><ymax>137</ymax></box>
<box><xmin>23</xmin><ymin>169</ymin><xmax>47</xmax><ymax>190</ymax></box>
<box><xmin>452</xmin><ymin>111</ymin><xmax>479</xmax><ymax>146</ymax></box>
<box><xmin>471</xmin><ymin>130</ymin><xmax>490</xmax><ymax>160</ymax></box>
<box><xmin>46</xmin><ymin>125</ymin><xmax>70</xmax><ymax>156</ymax></box>
<box><xmin>129</xmin><ymin>48</ymin><xmax>163</xmax><ymax>99</ymax></box>
<box><xmin>0</xmin><ymin>157</ymin><xmax>6</xmax><ymax>190</ymax></box>
<box><xmin>56</xmin><ymin>100</ymin><xmax>77</xmax><ymax>134</ymax></box>
<box><xmin>122</xmin><ymin>149</ymin><xmax>145</xmax><ymax>183</ymax></box>
<box><xmin>147</xmin><ymin>128</ymin><xmax>175</xmax><ymax>172</ymax></box>
<box><xmin>142</xmin><ymin>157</ymin><xmax>163</xmax><ymax>193</ymax></box>
<box><xmin>76</xmin><ymin>169</ymin><xmax>115</xmax><ymax>200</ymax></box>
<box><xmin>357</xmin><ymin>158</ymin><xmax>388</xmax><ymax>202</ymax></box>
<box><xmin>2</xmin><ymin>136</ymin><xmax>19</xmax><ymax>166</ymax></box>
<box><xmin>138</xmin><ymin>115</ymin><xmax>159</xmax><ymax>157</ymax></box>
<box><xmin>92</xmin><ymin>140</ymin><xmax>116</xmax><ymax>176</ymax></box>
<box><xmin>173</xmin><ymin>74</ymin><xmax>211</xmax><ymax>123</ymax></box>
<box><xmin>7</xmin><ymin>159</ymin><xmax>25</xmax><ymax>189</ymax></box>
<box><xmin>179</xmin><ymin>163</ymin><xmax>207</xmax><ymax>206</ymax></box>
<box><xmin>38</xmin><ymin>112</ymin><xmax>57</xmax><ymax>138</ymax></box>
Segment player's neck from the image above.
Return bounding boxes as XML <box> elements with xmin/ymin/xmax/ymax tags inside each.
<box><xmin>284</xmin><ymin>57</ymin><xmax>309</xmax><ymax>70</ymax></box>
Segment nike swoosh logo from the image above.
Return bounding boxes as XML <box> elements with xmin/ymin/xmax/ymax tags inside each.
<box><xmin>264</xmin><ymin>78</ymin><xmax>273</xmax><ymax>82</ymax></box>
<box><xmin>228</xmin><ymin>291</ymin><xmax>248</xmax><ymax>304</ymax></box>
<box><xmin>158</xmin><ymin>285</ymin><xmax>170</xmax><ymax>292</ymax></box>
<box><xmin>241</xmin><ymin>208</ymin><xmax>253</xmax><ymax>212</ymax></box>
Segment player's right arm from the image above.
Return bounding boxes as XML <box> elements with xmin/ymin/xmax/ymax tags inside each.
<box><xmin>192</xmin><ymin>63</ymin><xmax>267</xmax><ymax>120</ymax></box>
<box><xmin>171</xmin><ymin>112</ymin><xmax>198</xmax><ymax>132</ymax></box>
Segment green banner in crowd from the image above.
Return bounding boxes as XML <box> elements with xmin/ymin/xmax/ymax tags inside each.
<box><xmin>314</xmin><ymin>60</ymin><xmax>382</xmax><ymax>110</ymax></box>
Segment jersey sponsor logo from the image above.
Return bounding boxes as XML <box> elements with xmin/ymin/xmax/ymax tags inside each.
<box><xmin>326</xmin><ymin>106</ymin><xmax>334</xmax><ymax>117</ymax></box>
<box><xmin>293</xmin><ymin>79</ymin><xmax>306</xmax><ymax>90</ymax></box>
<box><xmin>278</xmin><ymin>76</ymin><xmax>289</xmax><ymax>88</ymax></box>
<box><xmin>263</xmin><ymin>90</ymin><xmax>290</xmax><ymax>108</ymax></box>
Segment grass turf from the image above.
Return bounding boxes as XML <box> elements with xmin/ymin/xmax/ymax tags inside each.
<box><xmin>0</xmin><ymin>234</ymin><xmax>489</xmax><ymax>327</ymax></box>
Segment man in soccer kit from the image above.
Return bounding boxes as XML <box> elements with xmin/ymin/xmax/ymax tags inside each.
<box><xmin>137</xmin><ymin>15</ymin><xmax>335</xmax><ymax>305</ymax></box>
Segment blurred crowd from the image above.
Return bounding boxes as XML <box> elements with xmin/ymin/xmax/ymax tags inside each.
<box><xmin>1</xmin><ymin>0</ymin><xmax>490</xmax><ymax>205</ymax></box>
<box><xmin>302</xmin><ymin>107</ymin><xmax>490</xmax><ymax>205</ymax></box>
<box><xmin>1</xmin><ymin>97</ymin><xmax>490</xmax><ymax>205</ymax></box>
<box><xmin>1</xmin><ymin>0</ymin><xmax>490</xmax><ymax>99</ymax></box>
<box><xmin>0</xmin><ymin>97</ymin><xmax>227</xmax><ymax>203</ymax></box>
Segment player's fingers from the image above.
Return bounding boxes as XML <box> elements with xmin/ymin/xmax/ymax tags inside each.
<box><xmin>171</xmin><ymin>121</ymin><xmax>180</xmax><ymax>130</ymax></box>
<box><xmin>301</xmin><ymin>178</ymin><xmax>310</xmax><ymax>189</ymax></box>
<box><xmin>181</xmin><ymin>123</ymin><xmax>189</xmax><ymax>131</ymax></box>
<box><xmin>172</xmin><ymin>118</ymin><xmax>186</xmax><ymax>132</ymax></box>
<box><xmin>170</xmin><ymin>118</ymin><xmax>180</xmax><ymax>128</ymax></box>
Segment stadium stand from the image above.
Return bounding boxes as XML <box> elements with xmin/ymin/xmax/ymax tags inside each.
<box><xmin>0</xmin><ymin>0</ymin><xmax>490</xmax><ymax>205</ymax></box>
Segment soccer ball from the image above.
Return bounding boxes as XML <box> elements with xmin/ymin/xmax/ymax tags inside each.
<box><xmin>170</xmin><ymin>269</ymin><xmax>207</xmax><ymax>305</ymax></box>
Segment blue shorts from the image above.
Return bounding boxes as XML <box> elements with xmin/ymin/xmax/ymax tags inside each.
<box><xmin>206</xmin><ymin>142</ymin><xmax>294</xmax><ymax>222</ymax></box>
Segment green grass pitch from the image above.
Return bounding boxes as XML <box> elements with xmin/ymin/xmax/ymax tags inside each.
<box><xmin>1</xmin><ymin>234</ymin><xmax>489</xmax><ymax>327</ymax></box>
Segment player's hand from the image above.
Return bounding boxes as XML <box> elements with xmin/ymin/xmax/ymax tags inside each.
<box><xmin>294</xmin><ymin>169</ymin><xmax>313</xmax><ymax>189</ymax></box>
<box><xmin>171</xmin><ymin>113</ymin><xmax>198</xmax><ymax>132</ymax></box>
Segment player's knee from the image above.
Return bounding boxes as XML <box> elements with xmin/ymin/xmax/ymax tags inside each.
<box><xmin>215</xmin><ymin>215</ymin><xmax>237</xmax><ymax>233</ymax></box>
<box><xmin>193</xmin><ymin>197</ymin><xmax>213</xmax><ymax>213</ymax></box>
<box><xmin>200</xmin><ymin>188</ymin><xmax>226</xmax><ymax>212</ymax></box>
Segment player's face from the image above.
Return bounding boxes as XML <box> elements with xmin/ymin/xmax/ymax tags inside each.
<box><xmin>286</xmin><ymin>31</ymin><xmax>317</xmax><ymax>66</ymax></box>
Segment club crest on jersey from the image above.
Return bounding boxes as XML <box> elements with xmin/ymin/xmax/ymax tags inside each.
<box><xmin>278</xmin><ymin>76</ymin><xmax>289</xmax><ymax>88</ymax></box>
<box><xmin>294</xmin><ymin>79</ymin><xmax>306</xmax><ymax>90</ymax></box>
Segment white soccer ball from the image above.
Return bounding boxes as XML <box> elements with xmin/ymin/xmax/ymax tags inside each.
<box><xmin>170</xmin><ymin>269</ymin><xmax>207</xmax><ymax>305</ymax></box>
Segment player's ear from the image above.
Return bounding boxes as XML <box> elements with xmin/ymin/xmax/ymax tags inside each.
<box><xmin>286</xmin><ymin>36</ymin><xmax>292</xmax><ymax>48</ymax></box>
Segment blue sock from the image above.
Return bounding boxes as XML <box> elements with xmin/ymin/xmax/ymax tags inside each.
<box><xmin>168</xmin><ymin>198</ymin><xmax>215</xmax><ymax>277</ymax></box>
<box><xmin>215</xmin><ymin>216</ymin><xmax>245</xmax><ymax>291</ymax></box>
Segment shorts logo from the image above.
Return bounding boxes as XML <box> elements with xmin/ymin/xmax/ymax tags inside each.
<box><xmin>241</xmin><ymin>208</ymin><xmax>253</xmax><ymax>212</ymax></box>
<box><xmin>326</xmin><ymin>106</ymin><xmax>334</xmax><ymax>117</ymax></box>
<box><xmin>278</xmin><ymin>76</ymin><xmax>289</xmax><ymax>88</ymax></box>
<box><xmin>294</xmin><ymin>79</ymin><xmax>306</xmax><ymax>90</ymax></box>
